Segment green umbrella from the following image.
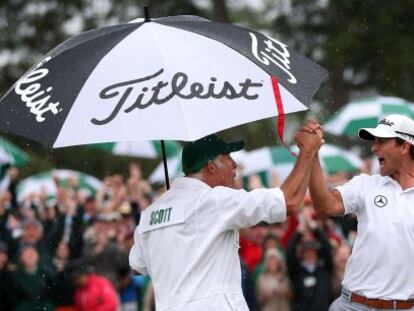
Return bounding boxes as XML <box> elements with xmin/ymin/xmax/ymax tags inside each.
<box><xmin>298</xmin><ymin>144</ymin><xmax>364</xmax><ymax>174</ymax></box>
<box><xmin>324</xmin><ymin>96</ymin><xmax>414</xmax><ymax>137</ymax></box>
<box><xmin>0</xmin><ymin>137</ymin><xmax>29</xmax><ymax>166</ymax></box>
<box><xmin>17</xmin><ymin>169</ymin><xmax>103</xmax><ymax>204</ymax></box>
<box><xmin>92</xmin><ymin>140</ymin><xmax>181</xmax><ymax>159</ymax></box>
<box><xmin>238</xmin><ymin>146</ymin><xmax>296</xmax><ymax>183</ymax></box>
<box><xmin>0</xmin><ymin>164</ymin><xmax>11</xmax><ymax>194</ymax></box>
<box><xmin>241</xmin><ymin>144</ymin><xmax>364</xmax><ymax>180</ymax></box>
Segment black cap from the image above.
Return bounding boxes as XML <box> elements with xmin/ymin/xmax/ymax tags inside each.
<box><xmin>182</xmin><ymin>134</ymin><xmax>244</xmax><ymax>175</ymax></box>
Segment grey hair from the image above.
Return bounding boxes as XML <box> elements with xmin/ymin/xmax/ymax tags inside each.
<box><xmin>212</xmin><ymin>156</ymin><xmax>225</xmax><ymax>169</ymax></box>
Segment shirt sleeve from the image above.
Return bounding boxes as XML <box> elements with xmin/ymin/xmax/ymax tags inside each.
<box><xmin>335</xmin><ymin>174</ymin><xmax>367</xmax><ymax>215</ymax></box>
<box><xmin>213</xmin><ymin>187</ymin><xmax>286</xmax><ymax>230</ymax></box>
<box><xmin>129</xmin><ymin>228</ymin><xmax>149</xmax><ymax>275</ymax></box>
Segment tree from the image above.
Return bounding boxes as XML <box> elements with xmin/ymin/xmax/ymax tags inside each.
<box><xmin>268</xmin><ymin>0</ymin><xmax>414</xmax><ymax>114</ymax></box>
<box><xmin>0</xmin><ymin>0</ymin><xmax>207</xmax><ymax>177</ymax></box>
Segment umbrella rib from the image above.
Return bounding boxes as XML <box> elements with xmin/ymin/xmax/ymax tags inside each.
<box><xmin>147</xmin><ymin>23</ymin><xmax>194</xmax><ymax>139</ymax></box>
<box><xmin>160</xmin><ymin>21</ymin><xmax>313</xmax><ymax>104</ymax></box>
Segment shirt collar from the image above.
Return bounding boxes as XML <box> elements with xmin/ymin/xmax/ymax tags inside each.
<box><xmin>380</xmin><ymin>174</ymin><xmax>414</xmax><ymax>192</ymax></box>
<box><xmin>171</xmin><ymin>176</ymin><xmax>211</xmax><ymax>189</ymax></box>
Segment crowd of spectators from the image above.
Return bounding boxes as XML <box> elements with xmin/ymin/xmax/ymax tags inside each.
<box><xmin>0</xmin><ymin>160</ymin><xmax>365</xmax><ymax>311</ymax></box>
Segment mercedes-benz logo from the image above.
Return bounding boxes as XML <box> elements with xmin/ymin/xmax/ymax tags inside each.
<box><xmin>374</xmin><ymin>195</ymin><xmax>388</xmax><ymax>208</ymax></box>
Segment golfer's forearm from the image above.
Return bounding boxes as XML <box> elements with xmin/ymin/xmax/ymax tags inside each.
<box><xmin>309</xmin><ymin>157</ymin><xmax>342</xmax><ymax>215</ymax></box>
<box><xmin>280</xmin><ymin>149</ymin><xmax>315</xmax><ymax>215</ymax></box>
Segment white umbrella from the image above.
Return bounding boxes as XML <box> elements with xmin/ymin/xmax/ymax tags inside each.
<box><xmin>0</xmin><ymin>11</ymin><xmax>326</xmax><ymax>187</ymax></box>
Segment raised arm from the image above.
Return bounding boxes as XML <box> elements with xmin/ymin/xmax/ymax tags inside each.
<box><xmin>280</xmin><ymin>120</ymin><xmax>324</xmax><ymax>215</ymax></box>
<box><xmin>309</xmin><ymin>152</ymin><xmax>345</xmax><ymax>216</ymax></box>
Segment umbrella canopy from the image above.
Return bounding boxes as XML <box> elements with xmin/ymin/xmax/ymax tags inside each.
<box><xmin>17</xmin><ymin>169</ymin><xmax>103</xmax><ymax>204</ymax></box>
<box><xmin>299</xmin><ymin>144</ymin><xmax>364</xmax><ymax>174</ymax></box>
<box><xmin>92</xmin><ymin>140</ymin><xmax>181</xmax><ymax>159</ymax></box>
<box><xmin>241</xmin><ymin>144</ymin><xmax>364</xmax><ymax>179</ymax></box>
<box><xmin>0</xmin><ymin>137</ymin><xmax>29</xmax><ymax>167</ymax></box>
<box><xmin>239</xmin><ymin>146</ymin><xmax>294</xmax><ymax>178</ymax></box>
<box><xmin>324</xmin><ymin>96</ymin><xmax>414</xmax><ymax>137</ymax></box>
<box><xmin>0</xmin><ymin>13</ymin><xmax>327</xmax><ymax>148</ymax></box>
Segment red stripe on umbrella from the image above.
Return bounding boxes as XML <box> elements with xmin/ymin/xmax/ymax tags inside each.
<box><xmin>271</xmin><ymin>76</ymin><xmax>297</xmax><ymax>157</ymax></box>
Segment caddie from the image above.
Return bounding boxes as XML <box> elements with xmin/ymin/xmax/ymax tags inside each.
<box><xmin>129</xmin><ymin>121</ymin><xmax>323</xmax><ymax>311</ymax></box>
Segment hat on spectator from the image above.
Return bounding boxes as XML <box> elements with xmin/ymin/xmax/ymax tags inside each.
<box><xmin>359</xmin><ymin>114</ymin><xmax>414</xmax><ymax>145</ymax></box>
<box><xmin>182</xmin><ymin>134</ymin><xmax>244</xmax><ymax>175</ymax></box>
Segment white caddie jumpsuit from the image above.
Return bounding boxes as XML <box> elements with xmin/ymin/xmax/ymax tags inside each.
<box><xmin>129</xmin><ymin>176</ymin><xmax>286</xmax><ymax>310</ymax></box>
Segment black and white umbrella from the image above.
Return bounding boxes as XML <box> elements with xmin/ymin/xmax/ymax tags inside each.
<box><xmin>0</xmin><ymin>9</ymin><xmax>327</xmax><ymax>185</ymax></box>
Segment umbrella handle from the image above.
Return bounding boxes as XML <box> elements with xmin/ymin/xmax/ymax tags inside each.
<box><xmin>161</xmin><ymin>140</ymin><xmax>170</xmax><ymax>189</ymax></box>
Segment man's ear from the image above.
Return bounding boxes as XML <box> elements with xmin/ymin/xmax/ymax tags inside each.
<box><xmin>206</xmin><ymin>160</ymin><xmax>217</xmax><ymax>174</ymax></box>
<box><xmin>401</xmin><ymin>142</ymin><xmax>411</xmax><ymax>156</ymax></box>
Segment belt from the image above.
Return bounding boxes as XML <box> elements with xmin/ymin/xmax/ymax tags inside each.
<box><xmin>349</xmin><ymin>292</ymin><xmax>414</xmax><ymax>309</ymax></box>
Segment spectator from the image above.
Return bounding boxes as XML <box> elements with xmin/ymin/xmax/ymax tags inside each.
<box><xmin>252</xmin><ymin>232</ymin><xmax>285</xmax><ymax>284</ymax></box>
<box><xmin>69</xmin><ymin>260</ymin><xmax>119</xmax><ymax>311</ymax></box>
<box><xmin>83</xmin><ymin>214</ymin><xmax>129</xmax><ymax>291</ymax></box>
<box><xmin>51</xmin><ymin>241</ymin><xmax>77</xmax><ymax>310</ymax></box>
<box><xmin>239</xmin><ymin>222</ymin><xmax>269</xmax><ymax>273</ymax></box>
<box><xmin>119</xmin><ymin>267</ymin><xmax>146</xmax><ymax>311</ymax></box>
<box><xmin>9</xmin><ymin>246</ymin><xmax>56</xmax><ymax>311</ymax></box>
<box><xmin>80</xmin><ymin>196</ymin><xmax>100</xmax><ymax>225</ymax></box>
<box><xmin>256</xmin><ymin>248</ymin><xmax>291</xmax><ymax>311</ymax></box>
<box><xmin>0</xmin><ymin>241</ymin><xmax>13</xmax><ymax>310</ymax></box>
<box><xmin>331</xmin><ymin>244</ymin><xmax>351</xmax><ymax>301</ymax></box>
<box><xmin>287</xmin><ymin>208</ymin><xmax>332</xmax><ymax>311</ymax></box>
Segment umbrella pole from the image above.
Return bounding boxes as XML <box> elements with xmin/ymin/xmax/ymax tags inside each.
<box><xmin>160</xmin><ymin>140</ymin><xmax>170</xmax><ymax>189</ymax></box>
<box><xmin>144</xmin><ymin>5</ymin><xmax>151</xmax><ymax>22</ymax></box>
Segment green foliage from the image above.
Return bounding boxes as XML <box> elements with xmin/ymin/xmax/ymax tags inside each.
<box><xmin>269</xmin><ymin>0</ymin><xmax>414</xmax><ymax>112</ymax></box>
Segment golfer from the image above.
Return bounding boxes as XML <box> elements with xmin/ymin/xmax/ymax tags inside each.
<box><xmin>129</xmin><ymin>121</ymin><xmax>323</xmax><ymax>310</ymax></box>
<box><xmin>308</xmin><ymin>115</ymin><xmax>414</xmax><ymax>310</ymax></box>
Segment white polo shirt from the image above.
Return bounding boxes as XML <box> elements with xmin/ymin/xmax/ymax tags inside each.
<box><xmin>336</xmin><ymin>174</ymin><xmax>414</xmax><ymax>300</ymax></box>
<box><xmin>129</xmin><ymin>177</ymin><xmax>286</xmax><ymax>310</ymax></box>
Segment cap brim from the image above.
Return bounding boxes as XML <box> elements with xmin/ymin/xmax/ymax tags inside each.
<box><xmin>223</xmin><ymin>140</ymin><xmax>245</xmax><ymax>153</ymax></box>
<box><xmin>358</xmin><ymin>128</ymin><xmax>397</xmax><ymax>141</ymax></box>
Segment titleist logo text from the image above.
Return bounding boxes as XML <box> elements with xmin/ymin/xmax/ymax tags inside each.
<box><xmin>14</xmin><ymin>57</ymin><xmax>61</xmax><ymax>122</ymax></box>
<box><xmin>91</xmin><ymin>69</ymin><xmax>263</xmax><ymax>125</ymax></box>
<box><xmin>250</xmin><ymin>32</ymin><xmax>297</xmax><ymax>84</ymax></box>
